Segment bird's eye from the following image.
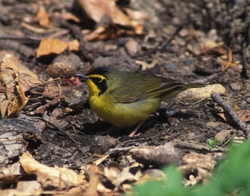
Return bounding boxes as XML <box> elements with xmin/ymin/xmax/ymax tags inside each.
<box><xmin>95</xmin><ymin>77</ymin><xmax>103</xmax><ymax>83</ymax></box>
<box><xmin>91</xmin><ymin>77</ymin><xmax>104</xmax><ymax>84</ymax></box>
<box><xmin>98</xmin><ymin>78</ymin><xmax>103</xmax><ymax>83</ymax></box>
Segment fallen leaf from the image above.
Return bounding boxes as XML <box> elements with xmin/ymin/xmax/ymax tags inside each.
<box><xmin>236</xmin><ymin>110</ymin><xmax>250</xmax><ymax>122</ymax></box>
<box><xmin>77</xmin><ymin>0</ymin><xmax>132</xmax><ymax>26</ymax></box>
<box><xmin>215</xmin><ymin>130</ymin><xmax>234</xmax><ymax>145</ymax></box>
<box><xmin>0</xmin><ymin>52</ymin><xmax>42</xmax><ymax>91</ymax></box>
<box><xmin>104</xmin><ymin>163</ymin><xmax>142</xmax><ymax>187</ymax></box>
<box><xmin>16</xmin><ymin>181</ymin><xmax>42</xmax><ymax>195</ymax></box>
<box><xmin>217</xmin><ymin>110</ymin><xmax>250</xmax><ymax>123</ymax></box>
<box><xmin>86</xmin><ymin>164</ymin><xmax>99</xmax><ymax>195</ymax></box>
<box><xmin>36</xmin><ymin>38</ymin><xmax>68</xmax><ymax>57</ymax></box>
<box><xmin>63</xmin><ymin>12</ymin><xmax>81</xmax><ymax>23</ymax></box>
<box><xmin>180</xmin><ymin>152</ymin><xmax>217</xmax><ymax>186</ymax></box>
<box><xmin>68</xmin><ymin>39</ymin><xmax>80</xmax><ymax>52</ymax></box>
<box><xmin>34</xmin><ymin>6</ymin><xmax>50</xmax><ymax>28</ymax></box>
<box><xmin>7</xmin><ymin>82</ymin><xmax>29</xmax><ymax>118</ymax></box>
<box><xmin>0</xmin><ymin>99</ymin><xmax>9</xmax><ymax>118</ymax></box>
<box><xmin>77</xmin><ymin>0</ymin><xmax>144</xmax><ymax>41</ymax></box>
<box><xmin>124</xmin><ymin>8</ymin><xmax>148</xmax><ymax>20</ymax></box>
<box><xmin>20</xmin><ymin>152</ymin><xmax>85</xmax><ymax>188</ymax></box>
<box><xmin>83</xmin><ymin>24</ymin><xmax>118</xmax><ymax>41</ymax></box>
<box><xmin>35</xmin><ymin>94</ymin><xmax>65</xmax><ymax>115</ymax></box>
<box><xmin>42</xmin><ymin>85</ymin><xmax>60</xmax><ymax>98</ymax></box>
<box><xmin>0</xmin><ymin>54</ymin><xmax>31</xmax><ymax>117</ymax></box>
<box><xmin>135</xmin><ymin>59</ymin><xmax>158</xmax><ymax>70</ymax></box>
<box><xmin>0</xmin><ymin>54</ymin><xmax>17</xmax><ymax>88</ymax></box>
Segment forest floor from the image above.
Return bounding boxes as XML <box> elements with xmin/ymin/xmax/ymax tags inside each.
<box><xmin>0</xmin><ymin>0</ymin><xmax>249</xmax><ymax>195</ymax></box>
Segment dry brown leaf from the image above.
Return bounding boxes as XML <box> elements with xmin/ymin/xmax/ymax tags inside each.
<box><xmin>217</xmin><ymin>112</ymin><xmax>231</xmax><ymax>122</ymax></box>
<box><xmin>42</xmin><ymin>85</ymin><xmax>59</xmax><ymax>98</ymax></box>
<box><xmin>66</xmin><ymin>186</ymin><xmax>89</xmax><ymax>196</ymax></box>
<box><xmin>16</xmin><ymin>181</ymin><xmax>42</xmax><ymax>195</ymax></box>
<box><xmin>68</xmin><ymin>39</ymin><xmax>80</xmax><ymax>52</ymax></box>
<box><xmin>7</xmin><ymin>82</ymin><xmax>29</xmax><ymax>118</ymax></box>
<box><xmin>0</xmin><ymin>52</ymin><xmax>42</xmax><ymax>90</ymax></box>
<box><xmin>77</xmin><ymin>0</ymin><xmax>131</xmax><ymax>26</ymax></box>
<box><xmin>83</xmin><ymin>25</ymin><xmax>117</xmax><ymax>41</ymax></box>
<box><xmin>0</xmin><ymin>54</ymin><xmax>36</xmax><ymax>117</ymax></box>
<box><xmin>0</xmin><ymin>100</ymin><xmax>9</xmax><ymax>118</ymax></box>
<box><xmin>135</xmin><ymin>172</ymin><xmax>164</xmax><ymax>187</ymax></box>
<box><xmin>0</xmin><ymin>190</ymin><xmax>22</xmax><ymax>196</ymax></box>
<box><xmin>201</xmin><ymin>43</ymin><xmax>226</xmax><ymax>56</ymax></box>
<box><xmin>20</xmin><ymin>152</ymin><xmax>86</xmax><ymax>189</ymax></box>
<box><xmin>104</xmin><ymin>163</ymin><xmax>142</xmax><ymax>187</ymax></box>
<box><xmin>131</xmin><ymin>20</ymin><xmax>144</xmax><ymax>35</ymax></box>
<box><xmin>235</xmin><ymin>110</ymin><xmax>250</xmax><ymax>122</ymax></box>
<box><xmin>78</xmin><ymin>0</ymin><xmax>144</xmax><ymax>41</ymax></box>
<box><xmin>36</xmin><ymin>38</ymin><xmax>68</xmax><ymax>57</ymax></box>
<box><xmin>35</xmin><ymin>94</ymin><xmax>65</xmax><ymax>115</ymax></box>
<box><xmin>215</xmin><ymin>130</ymin><xmax>234</xmax><ymax>145</ymax></box>
<box><xmin>63</xmin><ymin>12</ymin><xmax>81</xmax><ymax>23</ymax></box>
<box><xmin>217</xmin><ymin>110</ymin><xmax>250</xmax><ymax>123</ymax></box>
<box><xmin>84</xmin><ymin>23</ymin><xmax>143</xmax><ymax>41</ymax></box>
<box><xmin>135</xmin><ymin>59</ymin><xmax>158</xmax><ymax>70</ymax></box>
<box><xmin>180</xmin><ymin>152</ymin><xmax>217</xmax><ymax>186</ymax></box>
<box><xmin>124</xmin><ymin>8</ymin><xmax>148</xmax><ymax>20</ymax></box>
<box><xmin>86</xmin><ymin>164</ymin><xmax>99</xmax><ymax>195</ymax></box>
<box><xmin>190</xmin><ymin>29</ymin><xmax>236</xmax><ymax>71</ymax></box>
<box><xmin>34</xmin><ymin>6</ymin><xmax>50</xmax><ymax>28</ymax></box>
<box><xmin>0</xmin><ymin>54</ymin><xmax>17</xmax><ymax>88</ymax></box>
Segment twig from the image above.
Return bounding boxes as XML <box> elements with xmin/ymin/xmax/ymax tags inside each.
<box><xmin>174</xmin><ymin>139</ymin><xmax>225</xmax><ymax>152</ymax></box>
<box><xmin>130</xmin><ymin>22</ymin><xmax>186</xmax><ymax>58</ymax></box>
<box><xmin>36</xmin><ymin>117</ymin><xmax>77</xmax><ymax>143</ymax></box>
<box><xmin>190</xmin><ymin>72</ymin><xmax>218</xmax><ymax>84</ymax></box>
<box><xmin>0</xmin><ymin>35</ymin><xmax>42</xmax><ymax>42</ymax></box>
<box><xmin>211</xmin><ymin>92</ymin><xmax>250</xmax><ymax>139</ymax></box>
<box><xmin>60</xmin><ymin>20</ymin><xmax>91</xmax><ymax>61</ymax></box>
<box><xmin>21</xmin><ymin>22</ymin><xmax>57</xmax><ymax>34</ymax></box>
<box><xmin>0</xmin><ymin>40</ymin><xmax>34</xmax><ymax>57</ymax></box>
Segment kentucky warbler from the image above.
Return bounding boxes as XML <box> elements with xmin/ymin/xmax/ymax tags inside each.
<box><xmin>76</xmin><ymin>66</ymin><xmax>204</xmax><ymax>137</ymax></box>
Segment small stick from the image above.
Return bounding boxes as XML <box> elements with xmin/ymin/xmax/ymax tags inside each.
<box><xmin>211</xmin><ymin>92</ymin><xmax>250</xmax><ymax>139</ymax></box>
<box><xmin>190</xmin><ymin>72</ymin><xmax>218</xmax><ymax>84</ymax></box>
<box><xmin>35</xmin><ymin>117</ymin><xmax>77</xmax><ymax>143</ymax></box>
<box><xmin>0</xmin><ymin>35</ymin><xmax>42</xmax><ymax>42</ymax></box>
<box><xmin>60</xmin><ymin>20</ymin><xmax>91</xmax><ymax>61</ymax></box>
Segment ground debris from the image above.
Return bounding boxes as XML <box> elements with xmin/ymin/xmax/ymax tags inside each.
<box><xmin>0</xmin><ymin>0</ymin><xmax>249</xmax><ymax>195</ymax></box>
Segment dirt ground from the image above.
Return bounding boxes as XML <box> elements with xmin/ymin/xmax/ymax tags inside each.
<box><xmin>0</xmin><ymin>0</ymin><xmax>249</xmax><ymax>195</ymax></box>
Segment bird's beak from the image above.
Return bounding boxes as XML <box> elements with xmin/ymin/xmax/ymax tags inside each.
<box><xmin>75</xmin><ymin>74</ymin><xmax>88</xmax><ymax>80</ymax></box>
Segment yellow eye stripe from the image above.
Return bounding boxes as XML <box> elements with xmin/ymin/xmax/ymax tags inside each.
<box><xmin>86</xmin><ymin>74</ymin><xmax>108</xmax><ymax>96</ymax></box>
<box><xmin>87</xmin><ymin>74</ymin><xmax>106</xmax><ymax>81</ymax></box>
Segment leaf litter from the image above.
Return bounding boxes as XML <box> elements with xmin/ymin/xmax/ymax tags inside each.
<box><xmin>0</xmin><ymin>0</ymin><xmax>249</xmax><ymax>195</ymax></box>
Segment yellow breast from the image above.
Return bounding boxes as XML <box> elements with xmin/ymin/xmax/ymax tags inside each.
<box><xmin>88</xmin><ymin>90</ymin><xmax>161</xmax><ymax>128</ymax></box>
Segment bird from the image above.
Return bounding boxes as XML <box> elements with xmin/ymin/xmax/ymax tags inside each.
<box><xmin>76</xmin><ymin>66</ymin><xmax>204</xmax><ymax>137</ymax></box>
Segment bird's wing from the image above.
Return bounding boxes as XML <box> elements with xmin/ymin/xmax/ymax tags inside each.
<box><xmin>108</xmin><ymin>73</ymin><xmax>184</xmax><ymax>103</ymax></box>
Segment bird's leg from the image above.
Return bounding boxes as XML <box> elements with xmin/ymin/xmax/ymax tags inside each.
<box><xmin>129</xmin><ymin>120</ymin><xmax>146</xmax><ymax>137</ymax></box>
<box><xmin>96</xmin><ymin>120</ymin><xmax>146</xmax><ymax>137</ymax></box>
<box><xmin>95</xmin><ymin>125</ymin><xmax>118</xmax><ymax>136</ymax></box>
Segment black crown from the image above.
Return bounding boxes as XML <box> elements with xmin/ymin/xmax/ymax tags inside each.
<box><xmin>87</xmin><ymin>66</ymin><xmax>112</xmax><ymax>76</ymax></box>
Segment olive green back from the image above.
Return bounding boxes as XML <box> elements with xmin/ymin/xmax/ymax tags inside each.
<box><xmin>105</xmin><ymin>70</ymin><xmax>203</xmax><ymax>103</ymax></box>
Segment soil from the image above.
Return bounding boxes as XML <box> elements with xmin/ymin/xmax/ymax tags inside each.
<box><xmin>0</xmin><ymin>0</ymin><xmax>249</xmax><ymax>195</ymax></box>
